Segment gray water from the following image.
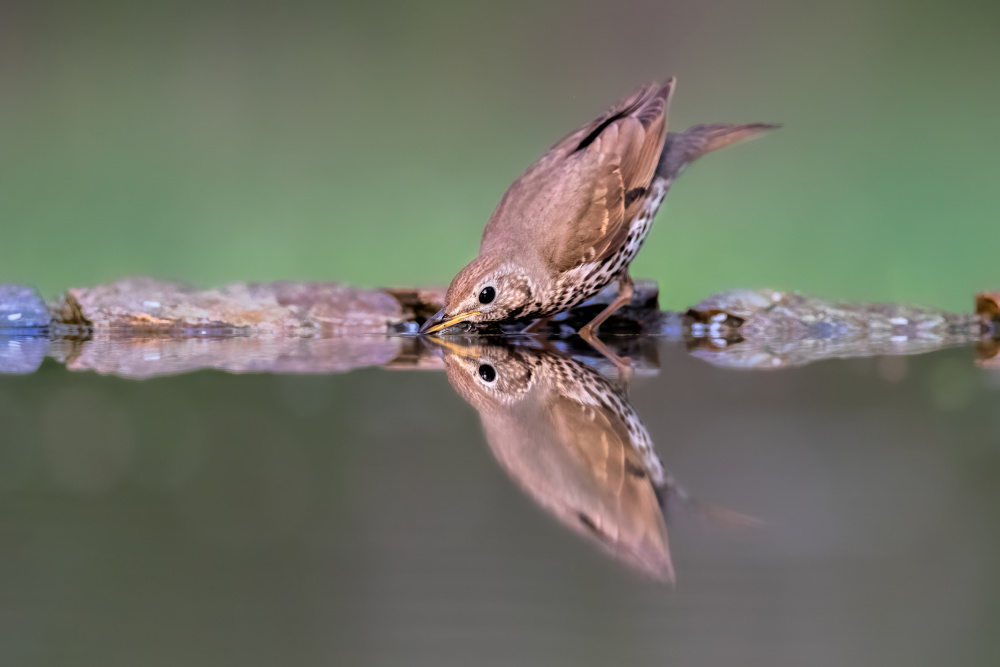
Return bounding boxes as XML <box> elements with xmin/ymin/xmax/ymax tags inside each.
<box><xmin>1</xmin><ymin>335</ymin><xmax>999</xmax><ymax>666</ymax></box>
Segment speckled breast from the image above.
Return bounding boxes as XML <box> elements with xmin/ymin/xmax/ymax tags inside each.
<box><xmin>536</xmin><ymin>179</ymin><xmax>669</xmax><ymax>317</ymax></box>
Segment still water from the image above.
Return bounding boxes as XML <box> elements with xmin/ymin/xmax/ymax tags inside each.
<box><xmin>1</xmin><ymin>335</ymin><xmax>999</xmax><ymax>666</ymax></box>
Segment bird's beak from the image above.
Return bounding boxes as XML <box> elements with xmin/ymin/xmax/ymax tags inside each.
<box><xmin>419</xmin><ymin>308</ymin><xmax>481</xmax><ymax>334</ymax></box>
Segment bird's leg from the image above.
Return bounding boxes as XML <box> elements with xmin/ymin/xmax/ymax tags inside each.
<box><xmin>579</xmin><ymin>273</ymin><xmax>635</xmax><ymax>382</ymax></box>
<box><xmin>579</xmin><ymin>273</ymin><xmax>635</xmax><ymax>338</ymax></box>
<box><xmin>521</xmin><ymin>316</ymin><xmax>552</xmax><ymax>334</ymax></box>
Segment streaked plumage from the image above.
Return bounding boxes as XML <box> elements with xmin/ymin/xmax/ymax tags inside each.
<box><xmin>421</xmin><ymin>79</ymin><xmax>777</xmax><ymax>337</ymax></box>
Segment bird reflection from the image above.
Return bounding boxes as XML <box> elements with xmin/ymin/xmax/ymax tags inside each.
<box><xmin>437</xmin><ymin>338</ymin><xmax>678</xmax><ymax>581</ymax></box>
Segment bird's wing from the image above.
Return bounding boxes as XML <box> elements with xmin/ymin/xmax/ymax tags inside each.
<box><xmin>481</xmin><ymin>81</ymin><xmax>673</xmax><ymax>272</ymax></box>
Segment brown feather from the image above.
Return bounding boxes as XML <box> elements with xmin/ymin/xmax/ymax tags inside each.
<box><xmin>480</xmin><ymin>80</ymin><xmax>674</xmax><ymax>273</ymax></box>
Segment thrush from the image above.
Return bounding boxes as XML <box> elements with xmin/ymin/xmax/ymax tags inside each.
<box><xmin>420</xmin><ymin>78</ymin><xmax>777</xmax><ymax>338</ymax></box>
<box><xmin>437</xmin><ymin>338</ymin><xmax>676</xmax><ymax>580</ymax></box>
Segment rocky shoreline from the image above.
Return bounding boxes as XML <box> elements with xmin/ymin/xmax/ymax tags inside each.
<box><xmin>0</xmin><ymin>277</ymin><xmax>996</xmax><ymax>376</ymax></box>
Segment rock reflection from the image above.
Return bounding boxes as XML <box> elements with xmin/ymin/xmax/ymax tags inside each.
<box><xmin>436</xmin><ymin>338</ymin><xmax>678</xmax><ymax>581</ymax></box>
<box><xmin>45</xmin><ymin>336</ymin><xmax>406</xmax><ymax>378</ymax></box>
<box><xmin>687</xmin><ymin>335</ymin><xmax>978</xmax><ymax>370</ymax></box>
<box><xmin>977</xmin><ymin>339</ymin><xmax>1000</xmax><ymax>370</ymax></box>
<box><xmin>2</xmin><ymin>329</ymin><xmax>996</xmax><ymax>377</ymax></box>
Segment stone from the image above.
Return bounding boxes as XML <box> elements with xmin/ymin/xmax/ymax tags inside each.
<box><xmin>688</xmin><ymin>289</ymin><xmax>982</xmax><ymax>341</ymax></box>
<box><xmin>51</xmin><ymin>277</ymin><xmax>405</xmax><ymax>335</ymax></box>
<box><xmin>683</xmin><ymin>289</ymin><xmax>987</xmax><ymax>370</ymax></box>
<box><xmin>977</xmin><ymin>292</ymin><xmax>999</xmax><ymax>331</ymax></box>
<box><xmin>384</xmin><ymin>286</ymin><xmax>447</xmax><ymax>322</ymax></box>
<box><xmin>550</xmin><ymin>279</ymin><xmax>661</xmax><ymax>333</ymax></box>
<box><xmin>0</xmin><ymin>284</ymin><xmax>50</xmax><ymax>331</ymax></box>
<box><xmin>0</xmin><ymin>277</ymin><xmax>992</xmax><ymax>376</ymax></box>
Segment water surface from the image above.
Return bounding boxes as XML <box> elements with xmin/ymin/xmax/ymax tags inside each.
<box><xmin>1</xmin><ymin>336</ymin><xmax>998</xmax><ymax>666</ymax></box>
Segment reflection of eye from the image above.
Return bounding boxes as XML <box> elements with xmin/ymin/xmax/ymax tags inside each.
<box><xmin>478</xmin><ymin>364</ymin><xmax>497</xmax><ymax>383</ymax></box>
<box><xmin>478</xmin><ymin>286</ymin><xmax>496</xmax><ymax>304</ymax></box>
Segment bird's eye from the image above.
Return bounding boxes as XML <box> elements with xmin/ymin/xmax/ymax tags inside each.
<box><xmin>478</xmin><ymin>286</ymin><xmax>496</xmax><ymax>304</ymax></box>
<box><xmin>478</xmin><ymin>364</ymin><xmax>497</xmax><ymax>383</ymax></box>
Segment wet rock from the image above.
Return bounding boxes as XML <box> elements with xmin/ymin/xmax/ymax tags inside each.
<box><xmin>53</xmin><ymin>335</ymin><xmax>404</xmax><ymax>379</ymax></box>
<box><xmin>384</xmin><ymin>286</ymin><xmax>447</xmax><ymax>324</ymax></box>
<box><xmin>550</xmin><ymin>279</ymin><xmax>662</xmax><ymax>333</ymax></box>
<box><xmin>51</xmin><ymin>277</ymin><xmax>404</xmax><ymax>335</ymax></box>
<box><xmin>977</xmin><ymin>292</ymin><xmax>999</xmax><ymax>331</ymax></box>
<box><xmin>0</xmin><ymin>336</ymin><xmax>50</xmax><ymax>374</ymax></box>
<box><xmin>386</xmin><ymin>284</ymin><xmax>993</xmax><ymax>347</ymax></box>
<box><xmin>684</xmin><ymin>289</ymin><xmax>985</xmax><ymax>370</ymax></box>
<box><xmin>0</xmin><ymin>276</ymin><xmax>993</xmax><ymax>376</ymax></box>
<box><xmin>688</xmin><ymin>289</ymin><xmax>982</xmax><ymax>340</ymax></box>
<box><xmin>0</xmin><ymin>285</ymin><xmax>50</xmax><ymax>331</ymax></box>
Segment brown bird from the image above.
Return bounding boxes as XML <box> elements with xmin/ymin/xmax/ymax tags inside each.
<box><xmin>437</xmin><ymin>338</ymin><xmax>677</xmax><ymax>580</ymax></box>
<box><xmin>421</xmin><ymin>78</ymin><xmax>776</xmax><ymax>340</ymax></box>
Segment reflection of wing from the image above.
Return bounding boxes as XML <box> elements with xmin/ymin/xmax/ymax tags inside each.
<box><xmin>482</xmin><ymin>391</ymin><xmax>673</xmax><ymax>582</ymax></box>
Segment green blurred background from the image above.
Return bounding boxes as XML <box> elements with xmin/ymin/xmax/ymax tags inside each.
<box><xmin>1</xmin><ymin>0</ymin><xmax>998</xmax><ymax>311</ymax></box>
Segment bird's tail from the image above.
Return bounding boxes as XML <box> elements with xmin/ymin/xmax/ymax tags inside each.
<box><xmin>656</xmin><ymin>122</ymin><xmax>779</xmax><ymax>182</ymax></box>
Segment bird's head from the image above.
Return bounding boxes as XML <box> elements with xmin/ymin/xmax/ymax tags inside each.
<box><xmin>420</xmin><ymin>254</ymin><xmax>538</xmax><ymax>334</ymax></box>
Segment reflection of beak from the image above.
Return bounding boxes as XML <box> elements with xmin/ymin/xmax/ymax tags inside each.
<box><xmin>418</xmin><ymin>308</ymin><xmax>481</xmax><ymax>334</ymax></box>
<box><xmin>421</xmin><ymin>334</ymin><xmax>485</xmax><ymax>360</ymax></box>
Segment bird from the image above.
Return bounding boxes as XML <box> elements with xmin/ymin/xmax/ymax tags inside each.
<box><xmin>436</xmin><ymin>337</ymin><xmax>677</xmax><ymax>580</ymax></box>
<box><xmin>420</xmin><ymin>78</ymin><xmax>777</xmax><ymax>341</ymax></box>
